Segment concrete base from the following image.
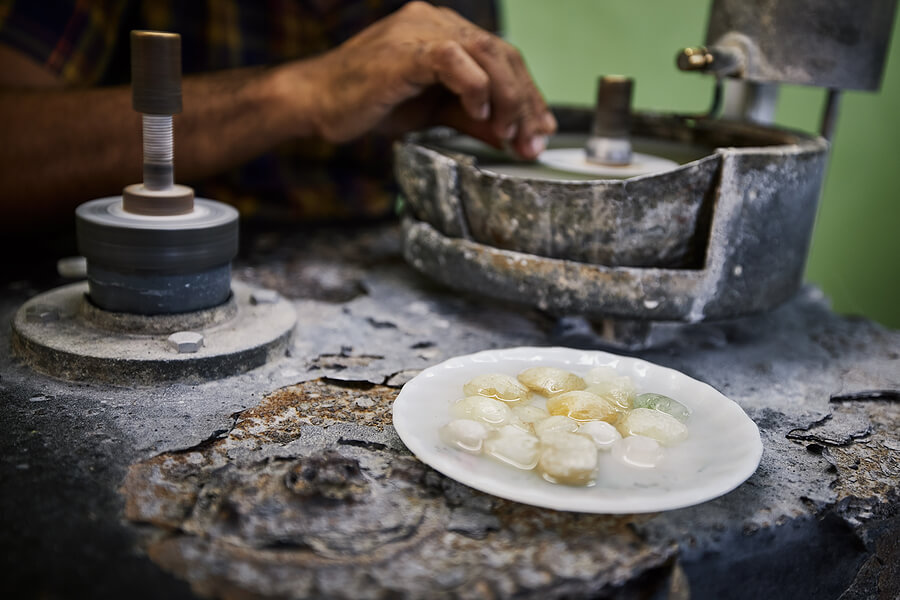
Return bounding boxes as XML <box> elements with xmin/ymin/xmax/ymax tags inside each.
<box><xmin>1</xmin><ymin>223</ymin><xmax>897</xmax><ymax>599</ymax></box>
<box><xmin>11</xmin><ymin>280</ymin><xmax>296</xmax><ymax>384</ymax></box>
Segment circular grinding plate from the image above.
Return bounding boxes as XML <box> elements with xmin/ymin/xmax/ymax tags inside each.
<box><xmin>538</xmin><ymin>148</ymin><xmax>679</xmax><ymax>178</ymax></box>
<box><xmin>11</xmin><ymin>281</ymin><xmax>296</xmax><ymax>384</ymax></box>
<box><xmin>76</xmin><ymin>196</ymin><xmax>239</xmax><ymax>272</ymax></box>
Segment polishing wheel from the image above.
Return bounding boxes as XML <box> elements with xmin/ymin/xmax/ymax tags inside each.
<box><xmin>538</xmin><ymin>148</ymin><xmax>678</xmax><ymax>178</ymax></box>
<box><xmin>73</xmin><ymin>31</ymin><xmax>240</xmax><ymax>315</ymax></box>
<box><xmin>538</xmin><ymin>75</ymin><xmax>677</xmax><ymax>179</ymax></box>
<box><xmin>76</xmin><ymin>196</ymin><xmax>239</xmax><ymax>314</ymax></box>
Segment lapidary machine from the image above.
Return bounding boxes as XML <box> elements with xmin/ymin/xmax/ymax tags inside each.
<box><xmin>396</xmin><ymin>0</ymin><xmax>897</xmax><ymax>347</ymax></box>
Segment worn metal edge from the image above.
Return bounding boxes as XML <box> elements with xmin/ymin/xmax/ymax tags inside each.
<box><xmin>9</xmin><ymin>281</ymin><xmax>296</xmax><ymax>385</ymax></box>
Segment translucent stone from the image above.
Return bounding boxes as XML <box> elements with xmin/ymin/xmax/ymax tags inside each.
<box><xmin>439</xmin><ymin>419</ymin><xmax>490</xmax><ymax>453</ymax></box>
<box><xmin>511</xmin><ymin>404</ymin><xmax>551</xmax><ymax>432</ymax></box>
<box><xmin>612</xmin><ymin>435</ymin><xmax>664</xmax><ymax>468</ymax></box>
<box><xmin>584</xmin><ymin>366</ymin><xmax>620</xmax><ymax>385</ymax></box>
<box><xmin>463</xmin><ymin>373</ymin><xmax>530</xmax><ymax>403</ymax></box>
<box><xmin>617</xmin><ymin>408</ymin><xmax>688</xmax><ymax>445</ymax></box>
<box><xmin>517</xmin><ymin>367</ymin><xmax>585</xmax><ymax>397</ymax></box>
<box><xmin>584</xmin><ymin>375</ymin><xmax>637</xmax><ymax>411</ymax></box>
<box><xmin>483</xmin><ymin>425</ymin><xmax>540</xmax><ymax>470</ymax></box>
<box><xmin>633</xmin><ymin>393</ymin><xmax>691</xmax><ymax>422</ymax></box>
<box><xmin>507</xmin><ymin>416</ymin><xmax>533</xmax><ymax>433</ymax></box>
<box><xmin>449</xmin><ymin>396</ymin><xmax>512</xmax><ymax>427</ymax></box>
<box><xmin>533</xmin><ymin>415</ymin><xmax>579</xmax><ymax>439</ymax></box>
<box><xmin>546</xmin><ymin>390</ymin><xmax>618</xmax><ymax>422</ymax></box>
<box><xmin>538</xmin><ymin>432</ymin><xmax>599</xmax><ymax>485</ymax></box>
<box><xmin>577</xmin><ymin>420</ymin><xmax>622</xmax><ymax>450</ymax></box>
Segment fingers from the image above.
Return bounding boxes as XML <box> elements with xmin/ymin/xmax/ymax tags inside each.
<box><xmin>311</xmin><ymin>1</ymin><xmax>556</xmax><ymax>153</ymax></box>
<box><xmin>436</xmin><ymin>101</ymin><xmax>505</xmax><ymax>149</ymax></box>
<box><xmin>412</xmin><ymin>5</ymin><xmax>555</xmax><ymax>158</ymax></box>
<box><xmin>505</xmin><ymin>51</ymin><xmax>557</xmax><ymax>159</ymax></box>
<box><xmin>423</xmin><ymin>40</ymin><xmax>491</xmax><ymax>122</ymax></box>
<box><xmin>463</xmin><ymin>31</ymin><xmax>525</xmax><ymax>141</ymax></box>
<box><xmin>441</xmin><ymin>17</ymin><xmax>555</xmax><ymax>159</ymax></box>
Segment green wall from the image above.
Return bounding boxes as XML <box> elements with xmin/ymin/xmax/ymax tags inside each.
<box><xmin>500</xmin><ymin>0</ymin><xmax>900</xmax><ymax>329</ymax></box>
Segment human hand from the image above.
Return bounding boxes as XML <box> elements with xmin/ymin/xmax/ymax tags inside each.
<box><xmin>284</xmin><ymin>1</ymin><xmax>556</xmax><ymax>159</ymax></box>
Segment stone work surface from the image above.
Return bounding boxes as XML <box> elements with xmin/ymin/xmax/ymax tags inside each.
<box><xmin>1</xmin><ymin>222</ymin><xmax>898</xmax><ymax>599</ymax></box>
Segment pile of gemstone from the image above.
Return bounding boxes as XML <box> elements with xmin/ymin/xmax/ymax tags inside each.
<box><xmin>439</xmin><ymin>366</ymin><xmax>691</xmax><ymax>486</ymax></box>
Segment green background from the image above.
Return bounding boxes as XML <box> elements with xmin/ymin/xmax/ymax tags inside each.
<box><xmin>499</xmin><ymin>0</ymin><xmax>900</xmax><ymax>329</ymax></box>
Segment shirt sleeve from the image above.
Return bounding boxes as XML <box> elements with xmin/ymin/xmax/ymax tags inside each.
<box><xmin>0</xmin><ymin>0</ymin><xmax>130</xmax><ymax>85</ymax></box>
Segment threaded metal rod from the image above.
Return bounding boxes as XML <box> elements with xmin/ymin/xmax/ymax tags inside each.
<box><xmin>123</xmin><ymin>30</ymin><xmax>193</xmax><ymax>215</ymax></box>
<box><xmin>142</xmin><ymin>114</ymin><xmax>174</xmax><ymax>190</ymax></box>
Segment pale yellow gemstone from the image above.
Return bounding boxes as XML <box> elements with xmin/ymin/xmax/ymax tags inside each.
<box><xmin>510</xmin><ymin>404</ymin><xmax>550</xmax><ymax>433</ymax></box>
<box><xmin>576</xmin><ymin>420</ymin><xmax>622</xmax><ymax>450</ymax></box>
<box><xmin>617</xmin><ymin>408</ymin><xmax>688</xmax><ymax>445</ymax></box>
<box><xmin>517</xmin><ymin>367</ymin><xmax>585</xmax><ymax>397</ymax></box>
<box><xmin>511</xmin><ymin>404</ymin><xmax>550</xmax><ymax>425</ymax></box>
<box><xmin>483</xmin><ymin>425</ymin><xmax>541</xmax><ymax>470</ymax></box>
<box><xmin>463</xmin><ymin>373</ymin><xmax>530</xmax><ymax>403</ymax></box>
<box><xmin>546</xmin><ymin>390</ymin><xmax>619</xmax><ymax>422</ymax></box>
<box><xmin>585</xmin><ymin>375</ymin><xmax>637</xmax><ymax>411</ymax></box>
<box><xmin>439</xmin><ymin>419</ymin><xmax>490</xmax><ymax>453</ymax></box>
<box><xmin>533</xmin><ymin>415</ymin><xmax>579</xmax><ymax>439</ymax></box>
<box><xmin>450</xmin><ymin>396</ymin><xmax>512</xmax><ymax>427</ymax></box>
<box><xmin>537</xmin><ymin>431</ymin><xmax>599</xmax><ymax>485</ymax></box>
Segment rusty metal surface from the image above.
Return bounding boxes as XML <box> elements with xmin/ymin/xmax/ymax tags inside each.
<box><xmin>0</xmin><ymin>223</ymin><xmax>898</xmax><ymax>599</ymax></box>
<box><xmin>704</xmin><ymin>0</ymin><xmax>898</xmax><ymax>91</ymax></box>
<box><xmin>396</xmin><ymin>110</ymin><xmax>828</xmax><ymax>322</ymax></box>
<box><xmin>121</xmin><ymin>379</ymin><xmax>676</xmax><ymax>599</ymax></box>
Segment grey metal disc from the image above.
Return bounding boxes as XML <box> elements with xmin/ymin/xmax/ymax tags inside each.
<box><xmin>10</xmin><ymin>280</ymin><xmax>296</xmax><ymax>385</ymax></box>
<box><xmin>538</xmin><ymin>148</ymin><xmax>679</xmax><ymax>178</ymax></box>
<box><xmin>76</xmin><ymin>196</ymin><xmax>239</xmax><ymax>273</ymax></box>
<box><xmin>85</xmin><ymin>262</ymin><xmax>233</xmax><ymax>315</ymax></box>
<box><xmin>76</xmin><ymin>195</ymin><xmax>240</xmax><ymax>314</ymax></box>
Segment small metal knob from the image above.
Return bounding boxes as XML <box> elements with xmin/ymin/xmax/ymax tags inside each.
<box><xmin>677</xmin><ymin>46</ymin><xmax>714</xmax><ymax>71</ymax></box>
<box><xmin>676</xmin><ymin>45</ymin><xmax>742</xmax><ymax>77</ymax></box>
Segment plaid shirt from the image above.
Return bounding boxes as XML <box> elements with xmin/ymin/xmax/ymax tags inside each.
<box><xmin>0</xmin><ymin>0</ymin><xmax>497</xmax><ymax>221</ymax></box>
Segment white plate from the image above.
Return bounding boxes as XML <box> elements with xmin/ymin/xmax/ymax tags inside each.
<box><xmin>392</xmin><ymin>346</ymin><xmax>762</xmax><ymax>514</ymax></box>
<box><xmin>538</xmin><ymin>148</ymin><xmax>679</xmax><ymax>178</ymax></box>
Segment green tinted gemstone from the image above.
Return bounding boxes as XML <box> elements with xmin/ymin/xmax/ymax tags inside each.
<box><xmin>633</xmin><ymin>393</ymin><xmax>691</xmax><ymax>422</ymax></box>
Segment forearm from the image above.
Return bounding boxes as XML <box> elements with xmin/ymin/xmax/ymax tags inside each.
<box><xmin>0</xmin><ymin>65</ymin><xmax>311</xmax><ymax>230</ymax></box>
<box><xmin>0</xmin><ymin>2</ymin><xmax>556</xmax><ymax>232</ymax></box>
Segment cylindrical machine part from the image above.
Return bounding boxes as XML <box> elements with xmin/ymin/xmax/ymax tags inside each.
<box><xmin>142</xmin><ymin>114</ymin><xmax>174</xmax><ymax>190</ymax></box>
<box><xmin>721</xmin><ymin>80</ymin><xmax>779</xmax><ymax>124</ymax></box>
<box><xmin>820</xmin><ymin>89</ymin><xmax>842</xmax><ymax>140</ymax></box>
<box><xmin>76</xmin><ymin>29</ymin><xmax>238</xmax><ymax>315</ymax></box>
<box><xmin>125</xmin><ymin>30</ymin><xmax>191</xmax><ymax>217</ymax></box>
<box><xmin>585</xmin><ymin>75</ymin><xmax>633</xmax><ymax>166</ymax></box>
<box><xmin>131</xmin><ymin>31</ymin><xmax>182</xmax><ymax>115</ymax></box>
<box><xmin>76</xmin><ymin>198</ymin><xmax>239</xmax><ymax>314</ymax></box>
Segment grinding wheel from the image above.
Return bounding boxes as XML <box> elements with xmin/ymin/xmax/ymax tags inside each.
<box><xmin>538</xmin><ymin>148</ymin><xmax>679</xmax><ymax>178</ymax></box>
<box><xmin>76</xmin><ymin>196</ymin><xmax>239</xmax><ymax>314</ymax></box>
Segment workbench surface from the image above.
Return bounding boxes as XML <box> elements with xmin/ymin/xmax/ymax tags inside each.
<box><xmin>2</xmin><ymin>223</ymin><xmax>897</xmax><ymax>599</ymax></box>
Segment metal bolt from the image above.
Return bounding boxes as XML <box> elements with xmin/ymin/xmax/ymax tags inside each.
<box><xmin>167</xmin><ymin>331</ymin><xmax>204</xmax><ymax>353</ymax></box>
<box><xmin>250</xmin><ymin>289</ymin><xmax>280</xmax><ymax>305</ymax></box>
<box><xmin>26</xmin><ymin>305</ymin><xmax>60</xmax><ymax>323</ymax></box>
